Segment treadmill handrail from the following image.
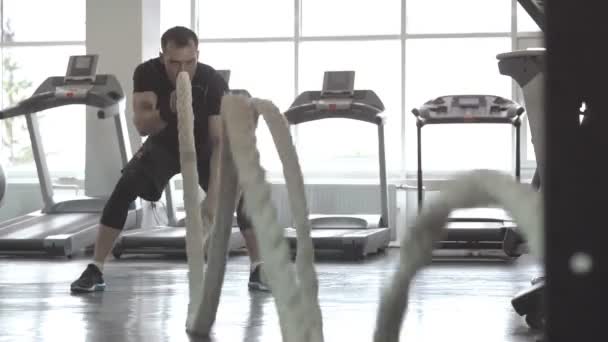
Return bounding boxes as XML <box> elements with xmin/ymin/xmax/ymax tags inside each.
<box><xmin>0</xmin><ymin>73</ymin><xmax>125</xmax><ymax>120</ymax></box>
<box><xmin>412</xmin><ymin>95</ymin><xmax>524</xmax><ymax>126</ymax></box>
<box><xmin>0</xmin><ymin>91</ymin><xmax>124</xmax><ymax>120</ymax></box>
<box><xmin>0</xmin><ymin>92</ymin><xmax>55</xmax><ymax>119</ymax></box>
<box><xmin>285</xmin><ymin>102</ymin><xmax>384</xmax><ymax>125</ymax></box>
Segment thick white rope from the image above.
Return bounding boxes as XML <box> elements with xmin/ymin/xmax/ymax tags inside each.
<box><xmin>178</xmin><ymin>78</ymin><xmax>544</xmax><ymax>341</ymax></box>
<box><xmin>252</xmin><ymin>99</ymin><xmax>324</xmax><ymax>341</ymax></box>
<box><xmin>221</xmin><ymin>95</ymin><xmax>299</xmax><ymax>340</ymax></box>
<box><xmin>223</xmin><ymin>95</ymin><xmax>323</xmax><ymax>342</ymax></box>
<box><xmin>176</xmin><ymin>71</ymin><xmax>235</xmax><ymax>336</ymax></box>
<box><xmin>373</xmin><ymin>169</ymin><xmax>543</xmax><ymax>342</ymax></box>
<box><xmin>175</xmin><ymin>71</ymin><xmax>206</xmax><ymax>330</ymax></box>
<box><xmin>188</xmin><ymin>122</ymin><xmax>238</xmax><ymax>335</ymax></box>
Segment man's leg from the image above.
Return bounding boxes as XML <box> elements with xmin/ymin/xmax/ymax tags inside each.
<box><xmin>236</xmin><ymin>195</ymin><xmax>270</xmax><ymax>291</ymax></box>
<box><xmin>197</xmin><ymin>160</ymin><xmax>268</xmax><ymax>291</ymax></box>
<box><xmin>70</xmin><ymin>175</ymin><xmax>140</xmax><ymax>293</ymax></box>
<box><xmin>241</xmin><ymin>229</ymin><xmax>261</xmax><ymax>266</ymax></box>
<box><xmin>226</xmin><ymin>188</ymin><xmax>261</xmax><ymax>265</ymax></box>
<box><xmin>92</xmin><ymin>225</ymin><xmax>122</xmax><ymax>270</ymax></box>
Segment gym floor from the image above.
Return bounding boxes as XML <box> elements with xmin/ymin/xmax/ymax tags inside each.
<box><xmin>0</xmin><ymin>249</ymin><xmax>543</xmax><ymax>342</ymax></box>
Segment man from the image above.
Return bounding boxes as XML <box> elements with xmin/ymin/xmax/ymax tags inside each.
<box><xmin>71</xmin><ymin>26</ymin><xmax>268</xmax><ymax>293</ymax></box>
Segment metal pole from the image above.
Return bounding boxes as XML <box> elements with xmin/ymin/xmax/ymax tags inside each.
<box><xmin>377</xmin><ymin>120</ymin><xmax>389</xmax><ymax>227</ymax></box>
<box><xmin>515</xmin><ymin>121</ymin><xmax>521</xmax><ymax>182</ymax></box>
<box><xmin>416</xmin><ymin>122</ymin><xmax>423</xmax><ymax>211</ymax></box>
<box><xmin>25</xmin><ymin>113</ymin><xmax>55</xmax><ymax>212</ymax></box>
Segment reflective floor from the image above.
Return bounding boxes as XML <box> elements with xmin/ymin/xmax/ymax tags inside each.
<box><xmin>0</xmin><ymin>249</ymin><xmax>543</xmax><ymax>342</ymax></box>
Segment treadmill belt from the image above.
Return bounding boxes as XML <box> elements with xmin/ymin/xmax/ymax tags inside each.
<box><xmin>122</xmin><ymin>226</ymin><xmax>188</xmax><ymax>238</ymax></box>
<box><xmin>310</xmin><ymin>229</ymin><xmax>355</xmax><ymax>238</ymax></box>
<box><xmin>285</xmin><ymin>228</ymin><xmax>386</xmax><ymax>238</ymax></box>
<box><xmin>0</xmin><ymin>213</ymin><xmax>99</xmax><ymax>239</ymax></box>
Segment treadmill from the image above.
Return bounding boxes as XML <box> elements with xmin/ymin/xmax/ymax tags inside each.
<box><xmin>0</xmin><ymin>54</ymin><xmax>139</xmax><ymax>257</ymax></box>
<box><xmin>111</xmin><ymin>70</ymin><xmax>249</xmax><ymax>258</ymax></box>
<box><xmin>412</xmin><ymin>95</ymin><xmax>526</xmax><ymax>259</ymax></box>
<box><xmin>283</xmin><ymin>71</ymin><xmax>391</xmax><ymax>260</ymax></box>
<box><xmin>496</xmin><ymin>0</ymin><xmax>546</xmax><ymax>329</ymax></box>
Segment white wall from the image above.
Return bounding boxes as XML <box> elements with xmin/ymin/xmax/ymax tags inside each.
<box><xmin>84</xmin><ymin>0</ymin><xmax>160</xmax><ymax>197</ymax></box>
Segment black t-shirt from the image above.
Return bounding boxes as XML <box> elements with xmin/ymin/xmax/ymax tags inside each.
<box><xmin>133</xmin><ymin>57</ymin><xmax>228</xmax><ymax>158</ymax></box>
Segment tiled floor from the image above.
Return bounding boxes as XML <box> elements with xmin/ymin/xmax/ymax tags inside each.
<box><xmin>0</xmin><ymin>249</ymin><xmax>544</xmax><ymax>342</ymax></box>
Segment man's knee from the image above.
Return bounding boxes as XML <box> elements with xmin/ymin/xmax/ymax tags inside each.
<box><xmin>124</xmin><ymin>141</ymin><xmax>179</xmax><ymax>202</ymax></box>
<box><xmin>100</xmin><ymin>174</ymin><xmax>141</xmax><ymax>230</ymax></box>
<box><xmin>236</xmin><ymin>196</ymin><xmax>254</xmax><ymax>232</ymax></box>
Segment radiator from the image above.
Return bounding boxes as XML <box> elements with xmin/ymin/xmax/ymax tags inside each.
<box><xmin>269</xmin><ymin>183</ymin><xmax>399</xmax><ymax>240</ymax></box>
<box><xmin>171</xmin><ymin>182</ymin><xmax>401</xmax><ymax>241</ymax></box>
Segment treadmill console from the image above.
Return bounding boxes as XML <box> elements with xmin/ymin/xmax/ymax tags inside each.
<box><xmin>65</xmin><ymin>55</ymin><xmax>99</xmax><ymax>82</ymax></box>
<box><xmin>316</xmin><ymin>71</ymin><xmax>356</xmax><ymax>112</ymax></box>
<box><xmin>286</xmin><ymin>71</ymin><xmax>385</xmax><ymax>125</ymax></box>
<box><xmin>321</xmin><ymin>71</ymin><xmax>355</xmax><ymax>97</ymax></box>
<box><xmin>412</xmin><ymin>95</ymin><xmax>524</xmax><ymax>125</ymax></box>
<box><xmin>55</xmin><ymin>55</ymin><xmax>100</xmax><ymax>100</ymax></box>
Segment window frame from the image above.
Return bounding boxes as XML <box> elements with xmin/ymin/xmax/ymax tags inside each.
<box><xmin>193</xmin><ymin>0</ymin><xmax>540</xmax><ymax>182</ymax></box>
<box><xmin>0</xmin><ymin>0</ymin><xmax>86</xmax><ymax>181</ymax></box>
<box><xmin>5</xmin><ymin>0</ymin><xmax>542</xmax><ymax>183</ymax></box>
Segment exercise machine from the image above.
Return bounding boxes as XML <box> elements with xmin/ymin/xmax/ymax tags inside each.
<box><xmin>0</xmin><ymin>55</ymin><xmax>139</xmax><ymax>257</ymax></box>
<box><xmin>283</xmin><ymin>71</ymin><xmax>391</xmax><ymax>260</ymax></box>
<box><xmin>412</xmin><ymin>95</ymin><xmax>526</xmax><ymax>260</ymax></box>
<box><xmin>111</xmin><ymin>70</ymin><xmax>249</xmax><ymax>258</ymax></box>
<box><xmin>497</xmin><ymin>0</ymin><xmax>546</xmax><ymax>330</ymax></box>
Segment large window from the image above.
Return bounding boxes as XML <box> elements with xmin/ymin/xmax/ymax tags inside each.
<box><xmin>298</xmin><ymin>40</ymin><xmax>402</xmax><ymax>176</ymax></box>
<box><xmin>404</xmin><ymin>38</ymin><xmax>512</xmax><ymax>172</ymax></box>
<box><xmin>198</xmin><ymin>42</ymin><xmax>295</xmax><ymax>172</ymax></box>
<box><xmin>517</xmin><ymin>2</ymin><xmax>542</xmax><ymax>33</ymax></box>
<box><xmin>2</xmin><ymin>0</ymin><xmax>85</xmax><ymax>42</ymax></box>
<box><xmin>0</xmin><ymin>0</ymin><xmax>86</xmax><ymax>181</ymax></box>
<box><xmin>301</xmin><ymin>0</ymin><xmax>401</xmax><ymax>37</ymax></box>
<box><xmin>160</xmin><ymin>0</ymin><xmax>192</xmax><ymax>33</ymax></box>
<box><xmin>406</xmin><ymin>0</ymin><xmax>511</xmax><ymax>34</ymax></box>
<box><xmin>198</xmin><ymin>0</ymin><xmax>293</xmax><ymax>39</ymax></box>
<box><xmin>174</xmin><ymin>0</ymin><xmax>542</xmax><ymax>180</ymax></box>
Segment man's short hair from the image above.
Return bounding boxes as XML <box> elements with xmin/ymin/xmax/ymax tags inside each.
<box><xmin>161</xmin><ymin>26</ymin><xmax>199</xmax><ymax>51</ymax></box>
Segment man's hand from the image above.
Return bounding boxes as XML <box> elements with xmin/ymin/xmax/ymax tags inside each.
<box><xmin>133</xmin><ymin>91</ymin><xmax>166</xmax><ymax>136</ymax></box>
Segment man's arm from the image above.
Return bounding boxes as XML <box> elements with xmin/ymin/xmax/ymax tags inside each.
<box><xmin>132</xmin><ymin>91</ymin><xmax>167</xmax><ymax>136</ymax></box>
<box><xmin>132</xmin><ymin>62</ymin><xmax>177</xmax><ymax>136</ymax></box>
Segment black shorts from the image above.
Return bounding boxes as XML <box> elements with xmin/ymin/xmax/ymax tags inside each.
<box><xmin>122</xmin><ymin>140</ymin><xmax>209</xmax><ymax>202</ymax></box>
<box><xmin>101</xmin><ymin>140</ymin><xmax>253</xmax><ymax>231</ymax></box>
